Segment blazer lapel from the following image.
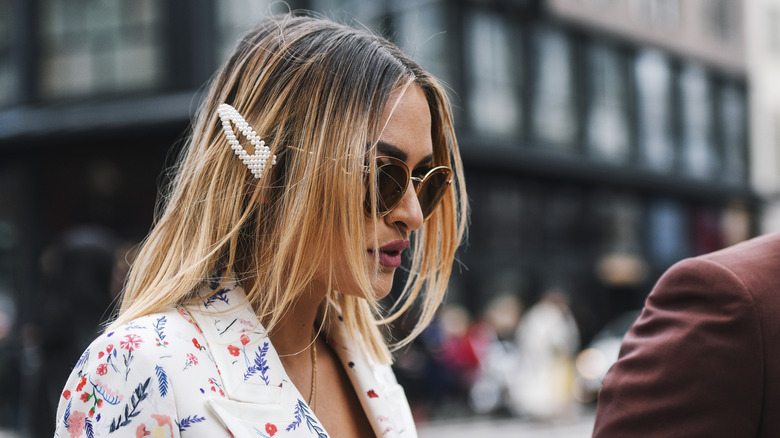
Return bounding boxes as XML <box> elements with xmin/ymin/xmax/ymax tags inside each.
<box><xmin>186</xmin><ymin>275</ymin><xmax>330</xmax><ymax>437</ymax></box>
<box><xmin>325</xmin><ymin>313</ymin><xmax>418</xmax><ymax>437</ymax></box>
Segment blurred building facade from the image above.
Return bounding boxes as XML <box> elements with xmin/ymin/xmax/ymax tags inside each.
<box><xmin>746</xmin><ymin>0</ymin><xmax>780</xmax><ymax>231</ymax></box>
<box><xmin>0</xmin><ymin>0</ymin><xmax>769</xmax><ymax>434</ymax></box>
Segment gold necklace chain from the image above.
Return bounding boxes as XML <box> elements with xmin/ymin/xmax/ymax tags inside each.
<box><xmin>309</xmin><ymin>338</ymin><xmax>318</xmax><ymax>410</ymax></box>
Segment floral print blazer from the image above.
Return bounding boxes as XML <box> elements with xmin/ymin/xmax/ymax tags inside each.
<box><xmin>54</xmin><ymin>275</ymin><xmax>417</xmax><ymax>438</ymax></box>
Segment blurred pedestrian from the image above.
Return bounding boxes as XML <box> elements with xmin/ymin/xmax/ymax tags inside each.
<box><xmin>54</xmin><ymin>13</ymin><xmax>467</xmax><ymax>438</ymax></box>
<box><xmin>0</xmin><ymin>290</ymin><xmax>20</xmax><ymax>429</ymax></box>
<box><xmin>511</xmin><ymin>289</ymin><xmax>579</xmax><ymax>420</ymax></box>
<box><xmin>593</xmin><ymin>232</ymin><xmax>780</xmax><ymax>437</ymax></box>
<box><xmin>30</xmin><ymin>226</ymin><xmax>117</xmax><ymax>437</ymax></box>
<box><xmin>468</xmin><ymin>294</ymin><xmax>523</xmax><ymax>415</ymax></box>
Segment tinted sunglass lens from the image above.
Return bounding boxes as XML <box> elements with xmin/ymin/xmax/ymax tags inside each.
<box><xmin>375</xmin><ymin>163</ymin><xmax>408</xmax><ymax>214</ymax></box>
<box><xmin>418</xmin><ymin>170</ymin><xmax>451</xmax><ymax>218</ymax></box>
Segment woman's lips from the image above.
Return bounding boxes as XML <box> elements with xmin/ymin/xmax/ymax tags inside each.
<box><xmin>367</xmin><ymin>240</ymin><xmax>410</xmax><ymax>269</ymax></box>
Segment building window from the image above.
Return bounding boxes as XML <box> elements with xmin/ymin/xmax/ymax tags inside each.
<box><xmin>705</xmin><ymin>0</ymin><xmax>740</xmax><ymax>44</ymax></box>
<box><xmin>775</xmin><ymin>111</ymin><xmax>780</xmax><ymax>188</ymax></box>
<box><xmin>216</xmin><ymin>0</ymin><xmax>281</xmax><ymax>64</ymax></box>
<box><xmin>309</xmin><ymin>0</ymin><xmax>386</xmax><ymax>29</ymax></box>
<box><xmin>0</xmin><ymin>0</ymin><xmax>15</xmax><ymax>107</ymax></box>
<box><xmin>40</xmin><ymin>0</ymin><xmax>163</xmax><ymax>99</ymax></box>
<box><xmin>581</xmin><ymin>0</ymin><xmax>619</xmax><ymax>9</ymax></box>
<box><xmin>531</xmin><ymin>24</ymin><xmax>576</xmax><ymax>150</ymax></box>
<box><xmin>635</xmin><ymin>49</ymin><xmax>673</xmax><ymax>171</ymax></box>
<box><xmin>718</xmin><ymin>83</ymin><xmax>747</xmax><ymax>184</ymax></box>
<box><xmin>591</xmin><ymin>190</ymin><xmax>643</xmax><ymax>255</ymax></box>
<box><xmin>392</xmin><ymin>2</ymin><xmax>454</xmax><ymax>87</ymax></box>
<box><xmin>483</xmin><ymin>178</ymin><xmax>527</xmax><ymax>251</ymax></box>
<box><xmin>680</xmin><ymin>64</ymin><xmax>718</xmax><ymax>179</ymax></box>
<box><xmin>586</xmin><ymin>42</ymin><xmax>630</xmax><ymax>163</ymax></box>
<box><xmin>465</xmin><ymin>10</ymin><xmax>522</xmax><ymax>138</ymax></box>
<box><xmin>769</xmin><ymin>7</ymin><xmax>780</xmax><ymax>57</ymax></box>
<box><xmin>646</xmin><ymin>198</ymin><xmax>689</xmax><ymax>267</ymax></box>
<box><xmin>628</xmin><ymin>0</ymin><xmax>680</xmax><ymax>30</ymax></box>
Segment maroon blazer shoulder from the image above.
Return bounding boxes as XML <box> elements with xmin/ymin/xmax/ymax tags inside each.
<box><xmin>593</xmin><ymin>232</ymin><xmax>780</xmax><ymax>438</ymax></box>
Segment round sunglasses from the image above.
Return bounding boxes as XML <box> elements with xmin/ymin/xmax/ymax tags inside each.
<box><xmin>365</xmin><ymin>156</ymin><xmax>452</xmax><ymax>220</ymax></box>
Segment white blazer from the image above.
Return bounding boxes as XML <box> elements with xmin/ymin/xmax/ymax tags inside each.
<box><xmin>54</xmin><ymin>275</ymin><xmax>417</xmax><ymax>437</ymax></box>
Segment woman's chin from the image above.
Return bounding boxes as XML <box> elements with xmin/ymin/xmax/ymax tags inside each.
<box><xmin>371</xmin><ymin>272</ymin><xmax>395</xmax><ymax>300</ymax></box>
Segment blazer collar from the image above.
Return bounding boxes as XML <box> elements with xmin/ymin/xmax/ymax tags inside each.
<box><xmin>184</xmin><ymin>274</ymin><xmax>416</xmax><ymax>437</ymax></box>
<box><xmin>323</xmin><ymin>310</ymin><xmax>417</xmax><ymax>437</ymax></box>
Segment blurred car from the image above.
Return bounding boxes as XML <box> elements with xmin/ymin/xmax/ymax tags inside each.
<box><xmin>573</xmin><ymin>310</ymin><xmax>641</xmax><ymax>403</ymax></box>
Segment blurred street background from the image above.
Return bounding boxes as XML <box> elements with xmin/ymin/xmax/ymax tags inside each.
<box><xmin>3</xmin><ymin>0</ymin><xmax>780</xmax><ymax>436</ymax></box>
<box><xmin>418</xmin><ymin>410</ymin><xmax>596</xmax><ymax>438</ymax></box>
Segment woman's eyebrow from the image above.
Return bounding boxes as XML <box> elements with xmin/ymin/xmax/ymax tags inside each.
<box><xmin>375</xmin><ymin>141</ymin><xmax>434</xmax><ymax>166</ymax></box>
<box><xmin>376</xmin><ymin>141</ymin><xmax>407</xmax><ymax>161</ymax></box>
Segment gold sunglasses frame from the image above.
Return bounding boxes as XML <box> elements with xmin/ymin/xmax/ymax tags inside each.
<box><xmin>367</xmin><ymin>156</ymin><xmax>452</xmax><ymax>220</ymax></box>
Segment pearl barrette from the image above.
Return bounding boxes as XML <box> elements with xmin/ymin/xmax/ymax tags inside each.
<box><xmin>217</xmin><ymin>103</ymin><xmax>277</xmax><ymax>179</ymax></box>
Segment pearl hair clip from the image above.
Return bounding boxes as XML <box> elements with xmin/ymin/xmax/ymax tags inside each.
<box><xmin>217</xmin><ymin>103</ymin><xmax>277</xmax><ymax>179</ymax></box>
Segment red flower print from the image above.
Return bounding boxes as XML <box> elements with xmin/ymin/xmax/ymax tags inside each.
<box><xmin>88</xmin><ymin>408</ymin><xmax>95</xmax><ymax>417</ymax></box>
<box><xmin>76</xmin><ymin>376</ymin><xmax>87</xmax><ymax>392</ymax></box>
<box><xmin>227</xmin><ymin>345</ymin><xmax>240</xmax><ymax>356</ymax></box>
<box><xmin>240</xmin><ymin>334</ymin><xmax>250</xmax><ymax>346</ymax></box>
<box><xmin>106</xmin><ymin>345</ymin><xmax>113</xmax><ymax>354</ymax></box>
<box><xmin>265</xmin><ymin>423</ymin><xmax>277</xmax><ymax>436</ymax></box>
<box><xmin>187</xmin><ymin>353</ymin><xmax>199</xmax><ymax>365</ymax></box>
<box><xmin>62</xmin><ymin>390</ymin><xmax>71</xmax><ymax>400</ymax></box>
<box><xmin>97</xmin><ymin>399</ymin><xmax>103</xmax><ymax>408</ymax></box>
<box><xmin>120</xmin><ymin>334</ymin><xmax>143</xmax><ymax>351</ymax></box>
<box><xmin>367</xmin><ymin>389</ymin><xmax>379</xmax><ymax>398</ymax></box>
<box><xmin>192</xmin><ymin>338</ymin><xmax>202</xmax><ymax>349</ymax></box>
<box><xmin>80</xmin><ymin>392</ymin><xmax>90</xmax><ymax>403</ymax></box>
<box><xmin>98</xmin><ymin>351</ymin><xmax>104</xmax><ymax>359</ymax></box>
<box><xmin>96</xmin><ymin>363</ymin><xmax>108</xmax><ymax>376</ymax></box>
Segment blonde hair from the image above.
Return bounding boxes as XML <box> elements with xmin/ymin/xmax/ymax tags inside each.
<box><xmin>112</xmin><ymin>13</ymin><xmax>468</xmax><ymax>364</ymax></box>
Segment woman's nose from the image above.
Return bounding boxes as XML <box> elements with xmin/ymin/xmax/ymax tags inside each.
<box><xmin>385</xmin><ymin>179</ymin><xmax>424</xmax><ymax>232</ymax></box>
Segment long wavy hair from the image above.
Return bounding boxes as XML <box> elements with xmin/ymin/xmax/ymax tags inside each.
<box><xmin>111</xmin><ymin>13</ymin><xmax>468</xmax><ymax>364</ymax></box>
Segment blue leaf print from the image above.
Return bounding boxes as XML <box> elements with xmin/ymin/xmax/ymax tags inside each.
<box><xmin>153</xmin><ymin>316</ymin><xmax>167</xmax><ymax>344</ymax></box>
<box><xmin>203</xmin><ymin>288</ymin><xmax>231</xmax><ymax>308</ymax></box>
<box><xmin>123</xmin><ymin>350</ymin><xmax>134</xmax><ymax>381</ymax></box>
<box><xmin>243</xmin><ymin>342</ymin><xmax>270</xmax><ymax>384</ymax></box>
<box><xmin>92</xmin><ymin>376</ymin><xmax>122</xmax><ymax>405</ymax></box>
<box><xmin>286</xmin><ymin>403</ymin><xmax>302</xmax><ymax>432</ymax></box>
<box><xmin>155</xmin><ymin>365</ymin><xmax>169</xmax><ymax>397</ymax></box>
<box><xmin>109</xmin><ymin>377</ymin><xmax>150</xmax><ymax>432</ymax></box>
<box><xmin>85</xmin><ymin>418</ymin><xmax>94</xmax><ymax>438</ymax></box>
<box><xmin>63</xmin><ymin>399</ymin><xmax>72</xmax><ymax>429</ymax></box>
<box><xmin>125</xmin><ymin>321</ymin><xmax>146</xmax><ymax>331</ymax></box>
<box><xmin>208</xmin><ymin>272</ymin><xmax>223</xmax><ymax>290</ymax></box>
<box><xmin>256</xmin><ymin>342</ymin><xmax>271</xmax><ymax>384</ymax></box>
<box><xmin>298</xmin><ymin>399</ymin><xmax>328</xmax><ymax>438</ymax></box>
<box><xmin>75</xmin><ymin>348</ymin><xmax>90</xmax><ymax>369</ymax></box>
<box><xmin>176</xmin><ymin>415</ymin><xmax>206</xmax><ymax>431</ymax></box>
<box><xmin>107</xmin><ymin>350</ymin><xmax>120</xmax><ymax>374</ymax></box>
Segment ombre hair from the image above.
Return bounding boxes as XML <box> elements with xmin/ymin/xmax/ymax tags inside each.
<box><xmin>111</xmin><ymin>13</ymin><xmax>468</xmax><ymax>364</ymax></box>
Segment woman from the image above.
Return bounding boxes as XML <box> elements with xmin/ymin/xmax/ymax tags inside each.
<box><xmin>54</xmin><ymin>12</ymin><xmax>466</xmax><ymax>438</ymax></box>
